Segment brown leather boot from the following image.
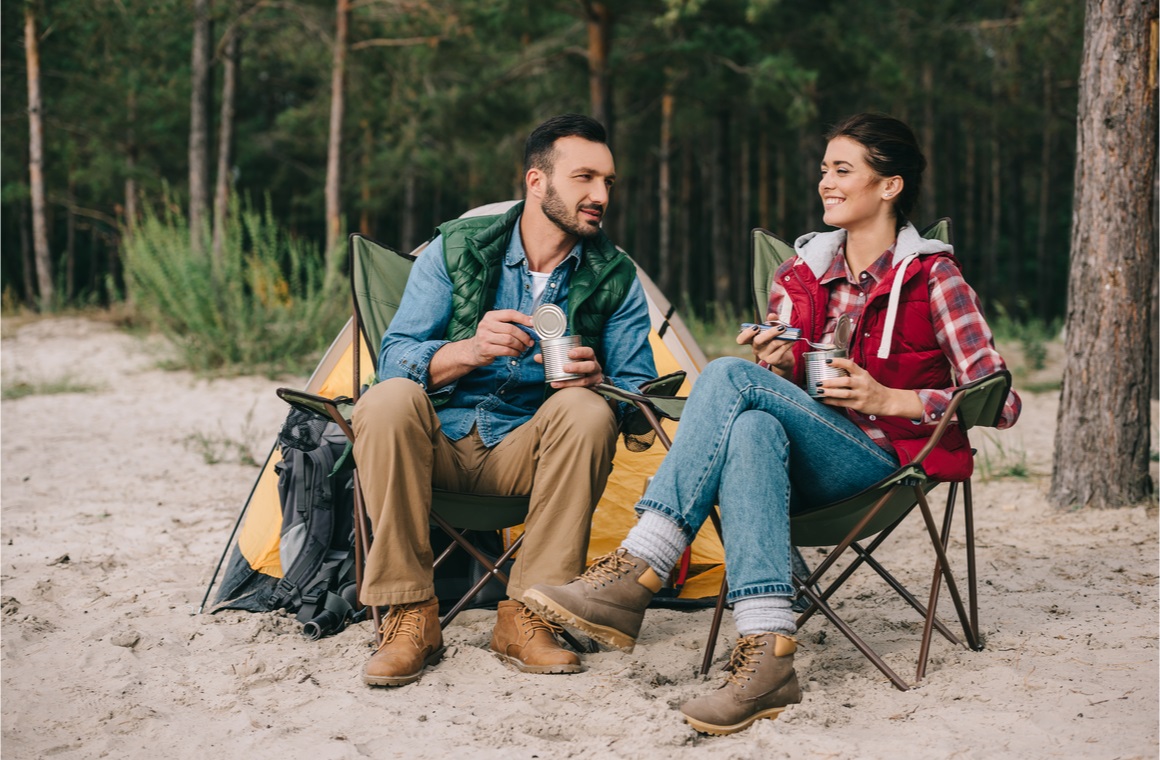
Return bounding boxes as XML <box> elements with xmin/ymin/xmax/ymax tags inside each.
<box><xmin>490</xmin><ymin>600</ymin><xmax>582</xmax><ymax>674</ymax></box>
<box><xmin>523</xmin><ymin>549</ymin><xmax>663</xmax><ymax>652</ymax></box>
<box><xmin>680</xmin><ymin>633</ymin><xmax>802</xmax><ymax>735</ymax></box>
<box><xmin>362</xmin><ymin>597</ymin><xmax>444</xmax><ymax>687</ymax></box>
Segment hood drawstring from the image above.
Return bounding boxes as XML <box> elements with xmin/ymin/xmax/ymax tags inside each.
<box><xmin>877</xmin><ymin>253</ymin><xmax>918</xmax><ymax>360</ymax></box>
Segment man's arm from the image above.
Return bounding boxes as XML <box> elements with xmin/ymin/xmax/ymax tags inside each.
<box><xmin>595</xmin><ymin>276</ymin><xmax>657</xmax><ymax>396</ymax></box>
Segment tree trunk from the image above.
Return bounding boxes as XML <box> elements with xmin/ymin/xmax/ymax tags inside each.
<box><xmin>66</xmin><ymin>169</ymin><xmax>76</xmax><ymax>301</ymax></box>
<box><xmin>775</xmin><ymin>140</ymin><xmax>787</xmax><ymax>235</ymax></box>
<box><xmin>657</xmin><ymin>87</ymin><xmax>674</xmax><ymax>294</ymax></box>
<box><xmin>25</xmin><ymin>4</ymin><xmax>53</xmax><ymax>309</ymax></box>
<box><xmin>584</xmin><ymin>1</ymin><xmax>612</xmax><ymax>141</ymax></box>
<box><xmin>189</xmin><ymin>0</ymin><xmax>212</xmax><ymax>256</ymax></box>
<box><xmin>125</xmin><ymin>89</ymin><xmax>139</xmax><ymax>236</ymax></box>
<box><xmin>678</xmin><ymin>138</ymin><xmax>692</xmax><ymax>306</ymax></box>
<box><xmin>758</xmin><ymin>127</ymin><xmax>770</xmax><ymax>230</ymax></box>
<box><xmin>401</xmin><ymin>167</ymin><xmax>417</xmax><ymax>253</ymax></box>
<box><xmin>360</xmin><ymin>119</ymin><xmax>373</xmax><ymax>236</ymax></box>
<box><xmin>735</xmin><ymin>126</ymin><xmax>751</xmax><ymax>311</ymax></box>
<box><xmin>920</xmin><ymin>62</ymin><xmax>937</xmax><ymax>220</ymax></box>
<box><xmin>964</xmin><ymin>127</ymin><xmax>976</xmax><ymax>266</ymax></box>
<box><xmin>324</xmin><ymin>0</ymin><xmax>349</xmax><ymax>268</ymax></box>
<box><xmin>212</xmin><ymin>21</ymin><xmax>240</xmax><ymax>263</ymax></box>
<box><xmin>711</xmin><ymin>111</ymin><xmax>731</xmax><ymax>308</ymax></box>
<box><xmin>1050</xmin><ymin>0</ymin><xmax>1158</xmax><ymax>509</ymax></box>
<box><xmin>1035</xmin><ymin>65</ymin><xmax>1054</xmax><ymax>320</ymax></box>
<box><xmin>19</xmin><ymin>201</ymin><xmax>35</xmax><ymax>308</ymax></box>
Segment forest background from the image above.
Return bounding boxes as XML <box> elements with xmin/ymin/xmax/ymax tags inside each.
<box><xmin>3</xmin><ymin>0</ymin><xmax>1088</xmax><ymax>326</ymax></box>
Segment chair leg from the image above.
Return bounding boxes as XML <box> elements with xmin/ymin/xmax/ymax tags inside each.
<box><xmin>913</xmin><ymin>487</ymin><xmax>977</xmax><ymax>673</ymax></box>
<box><xmin>700</xmin><ymin>508</ymin><xmax>728</xmax><ymax>676</ymax></box>
<box><xmin>429</xmin><ymin>513</ymin><xmax>595</xmax><ymax>654</ymax></box>
<box><xmin>963</xmin><ymin>478</ymin><xmax>982</xmax><ymax>649</ymax></box>
<box><xmin>351</xmin><ymin>470</ymin><xmax>383</xmax><ymax>644</ymax></box>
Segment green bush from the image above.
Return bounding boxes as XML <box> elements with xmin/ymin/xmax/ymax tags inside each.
<box><xmin>989</xmin><ymin>302</ymin><xmax>1061</xmax><ymax>372</ymax></box>
<box><xmin>122</xmin><ymin>195</ymin><xmax>347</xmax><ymax>375</ymax></box>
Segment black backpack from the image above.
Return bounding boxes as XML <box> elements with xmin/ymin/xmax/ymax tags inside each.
<box><xmin>270</xmin><ymin>406</ymin><xmax>360</xmax><ymax>639</ymax></box>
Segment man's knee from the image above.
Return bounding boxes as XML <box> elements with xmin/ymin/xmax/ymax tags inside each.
<box><xmin>352</xmin><ymin>378</ymin><xmax>430</xmax><ymax>434</ymax></box>
<box><xmin>541</xmin><ymin>387</ymin><xmax>618</xmax><ymax>444</ymax></box>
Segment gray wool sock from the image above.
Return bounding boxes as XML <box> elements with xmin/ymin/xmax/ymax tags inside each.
<box><xmin>733</xmin><ymin>595</ymin><xmax>797</xmax><ymax>637</ymax></box>
<box><xmin>621</xmin><ymin>510</ymin><xmax>687</xmax><ymax>579</ymax></box>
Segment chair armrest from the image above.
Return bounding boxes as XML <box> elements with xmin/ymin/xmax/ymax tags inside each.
<box><xmin>906</xmin><ymin>370</ymin><xmax>1013</xmax><ymax>468</ymax></box>
<box><xmin>277</xmin><ymin>388</ymin><xmax>357</xmax><ymax>443</ymax></box>
<box><xmin>595</xmin><ymin>373</ymin><xmax>688</xmax><ymax>452</ymax></box>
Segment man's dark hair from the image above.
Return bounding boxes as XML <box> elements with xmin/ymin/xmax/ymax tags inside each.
<box><xmin>524</xmin><ymin>114</ymin><xmax>608</xmax><ymax>175</ymax></box>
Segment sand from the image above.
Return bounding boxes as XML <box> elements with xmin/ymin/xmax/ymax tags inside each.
<box><xmin>1</xmin><ymin>316</ymin><xmax>1157</xmax><ymax>760</ymax></box>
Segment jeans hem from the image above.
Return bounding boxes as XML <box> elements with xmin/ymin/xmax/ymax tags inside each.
<box><xmin>726</xmin><ymin>584</ymin><xmax>796</xmax><ymax>603</ymax></box>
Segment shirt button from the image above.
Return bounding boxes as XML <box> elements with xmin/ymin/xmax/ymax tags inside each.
<box><xmin>784</xmin><ymin>275</ymin><xmax>790</xmax><ymax>282</ymax></box>
<box><xmin>864</xmin><ymin>332</ymin><xmax>870</xmax><ymax>337</ymax></box>
<box><xmin>550</xmin><ymin>283</ymin><xmax>556</xmax><ymax>288</ymax></box>
<box><xmin>869</xmin><ymin>414</ymin><xmax>877</xmax><ymax>421</ymax></box>
<box><xmin>510</xmin><ymin>360</ymin><xmax>517</xmax><ymax>366</ymax></box>
<box><xmin>860</xmin><ymin>272</ymin><xmax>867</xmax><ymax>279</ymax></box>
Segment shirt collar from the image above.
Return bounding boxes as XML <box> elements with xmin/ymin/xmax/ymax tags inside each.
<box><xmin>819</xmin><ymin>242</ymin><xmax>897</xmax><ymax>286</ymax></box>
<box><xmin>505</xmin><ymin>215</ymin><xmax>584</xmax><ymax>270</ymax></box>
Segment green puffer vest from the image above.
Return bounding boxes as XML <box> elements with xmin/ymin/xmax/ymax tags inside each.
<box><xmin>435</xmin><ymin>201</ymin><xmax>636</xmax><ymax>353</ymax></box>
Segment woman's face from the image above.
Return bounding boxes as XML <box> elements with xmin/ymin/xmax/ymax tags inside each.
<box><xmin>818</xmin><ymin>136</ymin><xmax>896</xmax><ymax>230</ymax></box>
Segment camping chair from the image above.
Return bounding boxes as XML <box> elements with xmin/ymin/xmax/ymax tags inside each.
<box><xmin>696</xmin><ymin>220</ymin><xmax>1011</xmax><ymax>690</ymax></box>
<box><xmin>278</xmin><ymin>233</ymin><xmax>684</xmax><ymax>652</ymax></box>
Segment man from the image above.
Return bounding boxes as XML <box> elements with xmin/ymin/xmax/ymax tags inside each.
<box><xmin>353</xmin><ymin>114</ymin><xmax>656</xmax><ymax>687</ymax></box>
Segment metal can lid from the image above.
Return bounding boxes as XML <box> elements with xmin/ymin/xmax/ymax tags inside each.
<box><xmin>532</xmin><ymin>303</ymin><xmax>568</xmax><ymax>339</ymax></box>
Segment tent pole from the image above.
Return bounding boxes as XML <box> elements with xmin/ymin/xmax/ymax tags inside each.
<box><xmin>196</xmin><ymin>440</ymin><xmax>278</xmax><ymax>614</ymax></box>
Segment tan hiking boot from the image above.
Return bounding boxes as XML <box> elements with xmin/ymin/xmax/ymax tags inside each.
<box><xmin>523</xmin><ymin>549</ymin><xmax>663</xmax><ymax>652</ymax></box>
<box><xmin>362</xmin><ymin>597</ymin><xmax>445</xmax><ymax>687</ymax></box>
<box><xmin>490</xmin><ymin>600</ymin><xmax>582</xmax><ymax>674</ymax></box>
<box><xmin>680</xmin><ymin>633</ymin><xmax>802</xmax><ymax>735</ymax></box>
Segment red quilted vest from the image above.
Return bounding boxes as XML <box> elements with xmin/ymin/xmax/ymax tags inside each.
<box><xmin>776</xmin><ymin>251</ymin><xmax>973</xmax><ymax>481</ymax></box>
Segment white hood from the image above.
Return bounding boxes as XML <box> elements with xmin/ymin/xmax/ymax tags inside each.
<box><xmin>788</xmin><ymin>223</ymin><xmax>954</xmax><ymax>359</ymax></box>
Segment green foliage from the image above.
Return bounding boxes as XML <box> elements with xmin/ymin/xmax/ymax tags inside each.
<box><xmin>1</xmin><ymin>377</ymin><xmax>102</xmax><ymax>400</ymax></box>
<box><xmin>184</xmin><ymin>407</ymin><xmax>263</xmax><ymax>467</ymax></box>
<box><xmin>977</xmin><ymin>432</ymin><xmax>1031</xmax><ymax>481</ymax></box>
<box><xmin>684</xmin><ymin>301</ymin><xmax>753</xmax><ymax>361</ymax></box>
<box><xmin>989</xmin><ymin>302</ymin><xmax>1062</xmax><ymax>372</ymax></box>
<box><xmin>122</xmin><ymin>195</ymin><xmax>346</xmax><ymax>375</ymax></box>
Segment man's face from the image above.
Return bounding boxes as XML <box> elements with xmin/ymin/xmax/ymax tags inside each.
<box><xmin>537</xmin><ymin>136</ymin><xmax>616</xmax><ymax>239</ymax></box>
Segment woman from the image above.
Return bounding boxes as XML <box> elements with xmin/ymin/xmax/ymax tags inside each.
<box><xmin>524</xmin><ymin>113</ymin><xmax>1021</xmax><ymax>735</ymax></box>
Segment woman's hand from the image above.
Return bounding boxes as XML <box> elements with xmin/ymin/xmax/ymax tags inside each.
<box><xmin>817</xmin><ymin>357</ymin><xmax>924</xmax><ymax>419</ymax></box>
<box><xmin>737</xmin><ymin>318</ymin><xmax>796</xmax><ymax>378</ymax></box>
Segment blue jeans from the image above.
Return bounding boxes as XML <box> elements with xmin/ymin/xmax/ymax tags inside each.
<box><xmin>637</xmin><ymin>357</ymin><xmax>898</xmax><ymax>602</ymax></box>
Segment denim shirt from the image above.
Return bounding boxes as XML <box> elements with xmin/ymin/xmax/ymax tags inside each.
<box><xmin>377</xmin><ymin>219</ymin><xmax>656</xmax><ymax>447</ymax></box>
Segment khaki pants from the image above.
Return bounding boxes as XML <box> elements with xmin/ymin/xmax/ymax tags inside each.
<box><xmin>351</xmin><ymin>378</ymin><xmax>618</xmax><ymax>607</ymax></box>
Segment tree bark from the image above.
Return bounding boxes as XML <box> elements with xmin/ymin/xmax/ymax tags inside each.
<box><xmin>66</xmin><ymin>169</ymin><xmax>76</xmax><ymax>301</ymax></box>
<box><xmin>1035</xmin><ymin>65</ymin><xmax>1054</xmax><ymax>320</ymax></box>
<box><xmin>758</xmin><ymin>127</ymin><xmax>770</xmax><ymax>230</ymax></box>
<box><xmin>359</xmin><ymin>119</ymin><xmax>373</xmax><ymax>237</ymax></box>
<box><xmin>189</xmin><ymin>0</ymin><xmax>212</xmax><ymax>256</ymax></box>
<box><xmin>678</xmin><ymin>138</ymin><xmax>692</xmax><ymax>306</ymax></box>
<box><xmin>1050</xmin><ymin>0</ymin><xmax>1158</xmax><ymax>509</ymax></box>
<box><xmin>212</xmin><ymin>21</ymin><xmax>240</xmax><ymax>263</ymax></box>
<box><xmin>920</xmin><ymin>61</ymin><xmax>937</xmax><ymax>220</ymax></box>
<box><xmin>324</xmin><ymin>0</ymin><xmax>349</xmax><ymax>268</ymax></box>
<box><xmin>25</xmin><ymin>4</ymin><xmax>53</xmax><ymax>309</ymax></box>
<box><xmin>711</xmin><ymin>111</ymin><xmax>731</xmax><ymax>308</ymax></box>
<box><xmin>125</xmin><ymin>89</ymin><xmax>139</xmax><ymax>236</ymax></box>
<box><xmin>584</xmin><ymin>1</ymin><xmax>612</xmax><ymax>141</ymax></box>
<box><xmin>657</xmin><ymin>87</ymin><xmax>674</xmax><ymax>294</ymax></box>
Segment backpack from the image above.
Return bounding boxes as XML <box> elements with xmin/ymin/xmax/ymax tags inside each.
<box><xmin>270</xmin><ymin>406</ymin><xmax>360</xmax><ymax>638</ymax></box>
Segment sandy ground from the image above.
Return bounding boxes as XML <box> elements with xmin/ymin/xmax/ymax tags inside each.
<box><xmin>1</xmin><ymin>316</ymin><xmax>1157</xmax><ymax>760</ymax></box>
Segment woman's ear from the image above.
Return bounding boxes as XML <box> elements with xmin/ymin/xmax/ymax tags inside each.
<box><xmin>882</xmin><ymin>176</ymin><xmax>903</xmax><ymax>200</ymax></box>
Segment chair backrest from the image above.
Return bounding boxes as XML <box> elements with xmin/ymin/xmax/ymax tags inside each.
<box><xmin>350</xmin><ymin>234</ymin><xmax>418</xmax><ymax>351</ymax></box>
<box><xmin>749</xmin><ymin>218</ymin><xmax>954</xmax><ymax>319</ymax></box>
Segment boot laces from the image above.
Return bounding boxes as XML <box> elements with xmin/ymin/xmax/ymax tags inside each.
<box><xmin>517</xmin><ymin>605</ymin><xmax>563</xmax><ymax>637</ymax></box>
<box><xmin>722</xmin><ymin>634</ymin><xmax>767</xmax><ymax>688</ymax></box>
<box><xmin>578</xmin><ymin>549</ymin><xmax>635</xmax><ymax>588</ymax></box>
<box><xmin>377</xmin><ymin>603</ymin><xmax>425</xmax><ymax>650</ymax></box>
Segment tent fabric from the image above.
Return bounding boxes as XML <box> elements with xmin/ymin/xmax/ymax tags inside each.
<box><xmin>213</xmin><ymin>205</ymin><xmax>724</xmax><ymax>610</ymax></box>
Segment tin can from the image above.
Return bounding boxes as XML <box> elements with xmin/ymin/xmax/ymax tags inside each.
<box><xmin>533</xmin><ymin>303</ymin><xmax>582</xmax><ymax>383</ymax></box>
<box><xmin>804</xmin><ymin>348</ymin><xmax>848</xmax><ymax>398</ymax></box>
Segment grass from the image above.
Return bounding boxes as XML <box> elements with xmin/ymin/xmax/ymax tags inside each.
<box><xmin>2</xmin><ymin>377</ymin><xmax>103</xmax><ymax>400</ymax></box>
<box><xmin>988</xmin><ymin>302</ymin><xmax>1061</xmax><ymax>373</ymax></box>
<box><xmin>976</xmin><ymin>431</ymin><xmax>1032</xmax><ymax>481</ymax></box>
<box><xmin>121</xmin><ymin>193</ymin><xmax>347</xmax><ymax>376</ymax></box>
<box><xmin>683</xmin><ymin>302</ymin><xmax>753</xmax><ymax>361</ymax></box>
<box><xmin>184</xmin><ymin>406</ymin><xmax>263</xmax><ymax>467</ymax></box>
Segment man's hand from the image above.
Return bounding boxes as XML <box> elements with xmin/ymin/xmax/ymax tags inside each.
<box><xmin>429</xmin><ymin>309</ymin><xmax>535</xmax><ymax>390</ymax></box>
<box><xmin>535</xmin><ymin>344</ymin><xmax>606</xmax><ymax>389</ymax></box>
<box><xmin>738</xmin><ymin>316</ymin><xmax>796</xmax><ymax>378</ymax></box>
<box><xmin>467</xmin><ymin>309</ymin><xmax>536</xmax><ymax>366</ymax></box>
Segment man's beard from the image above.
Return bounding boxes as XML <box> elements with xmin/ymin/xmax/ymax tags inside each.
<box><xmin>542</xmin><ymin>181</ymin><xmax>602</xmax><ymax>239</ymax></box>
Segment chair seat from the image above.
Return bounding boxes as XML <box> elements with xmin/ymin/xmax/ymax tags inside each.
<box><xmin>432</xmin><ymin>490</ymin><xmax>529</xmax><ymax>531</ymax></box>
